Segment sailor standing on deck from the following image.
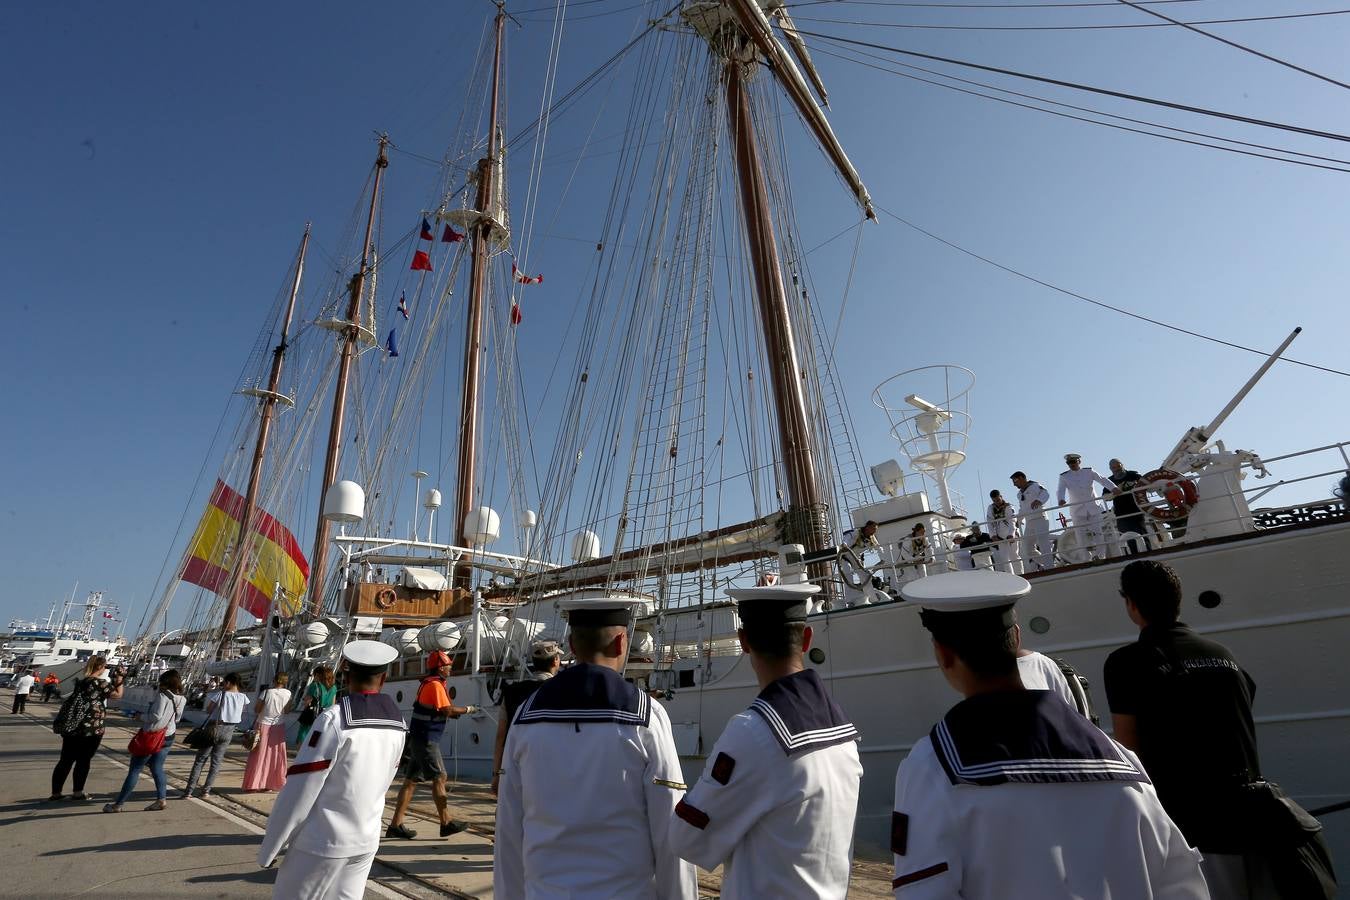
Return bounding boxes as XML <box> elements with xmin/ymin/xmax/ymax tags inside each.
<box><xmin>494</xmin><ymin>593</ymin><xmax>697</xmax><ymax>900</ymax></box>
<box><xmin>889</xmin><ymin>571</ymin><xmax>1209</xmax><ymax>899</ymax></box>
<box><xmin>986</xmin><ymin>490</ymin><xmax>1021</xmax><ymax>574</ymax></box>
<box><xmin>1057</xmin><ymin>453</ymin><xmax>1116</xmax><ymax>559</ymax></box>
<box><xmin>258</xmin><ymin>641</ymin><xmax>407</xmax><ymax>900</ymax></box>
<box><xmin>1011</xmin><ymin>472</ymin><xmax>1053</xmax><ymax>571</ymax></box>
<box><xmin>668</xmin><ymin>582</ymin><xmax>862</xmax><ymax>898</ymax></box>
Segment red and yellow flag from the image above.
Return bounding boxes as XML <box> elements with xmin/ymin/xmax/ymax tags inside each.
<box><xmin>180</xmin><ymin>480</ymin><xmax>309</xmax><ymax>618</ymax></box>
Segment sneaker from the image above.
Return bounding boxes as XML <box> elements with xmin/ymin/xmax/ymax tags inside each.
<box><xmin>198</xmin><ymin>789</ymin><xmax>212</xmax><ymax>799</ymax></box>
<box><xmin>71</xmin><ymin>793</ymin><xmax>92</xmax><ymax>802</ymax></box>
<box><xmin>440</xmin><ymin>821</ymin><xmax>468</xmax><ymax>837</ymax></box>
<box><xmin>385</xmin><ymin>823</ymin><xmax>417</xmax><ymax>840</ymax></box>
<box><xmin>102</xmin><ymin>803</ymin><xmax>122</xmax><ymax>813</ymax></box>
<box><xmin>46</xmin><ymin>794</ymin><xmax>65</xmax><ymax>803</ymax></box>
<box><xmin>145</xmin><ymin>800</ymin><xmax>167</xmax><ymax>811</ymax></box>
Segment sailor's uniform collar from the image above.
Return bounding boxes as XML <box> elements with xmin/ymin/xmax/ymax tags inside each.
<box><xmin>338</xmin><ymin>693</ymin><xmax>407</xmax><ymax>731</ymax></box>
<box><xmin>931</xmin><ymin>690</ymin><xmax>1147</xmax><ymax>787</ymax></box>
<box><xmin>749</xmin><ymin>669</ymin><xmax>858</xmax><ymax>756</ymax></box>
<box><xmin>516</xmin><ymin>662</ymin><xmax>650</xmax><ymax>727</ymax></box>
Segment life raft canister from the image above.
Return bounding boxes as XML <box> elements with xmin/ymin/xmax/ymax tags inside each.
<box><xmin>1134</xmin><ymin>468</ymin><xmax>1200</xmax><ymax>521</ymax></box>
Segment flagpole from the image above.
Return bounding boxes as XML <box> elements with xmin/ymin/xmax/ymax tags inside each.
<box><xmin>309</xmin><ymin>138</ymin><xmax>390</xmax><ymax>616</ymax></box>
<box><xmin>217</xmin><ymin>224</ymin><xmax>312</xmax><ymax>655</ymax></box>
<box><xmin>453</xmin><ymin>7</ymin><xmax>506</xmax><ymax>582</ymax></box>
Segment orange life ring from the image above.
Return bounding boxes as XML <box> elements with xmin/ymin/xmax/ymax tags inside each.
<box><xmin>1135</xmin><ymin>469</ymin><xmax>1199</xmax><ymax>521</ymax></box>
<box><xmin>374</xmin><ymin>588</ymin><xmax>399</xmax><ymax>610</ymax></box>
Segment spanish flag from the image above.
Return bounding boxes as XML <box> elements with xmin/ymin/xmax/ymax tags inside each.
<box><xmin>180</xmin><ymin>480</ymin><xmax>310</xmax><ymax>619</ymax></box>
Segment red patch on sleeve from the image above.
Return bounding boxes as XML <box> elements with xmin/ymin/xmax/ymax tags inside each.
<box><xmin>308</xmin><ymin>730</ymin><xmax>322</xmax><ymax>748</ymax></box>
<box><xmin>891</xmin><ymin>811</ymin><xmax>909</xmax><ymax>856</ymax></box>
<box><xmin>286</xmin><ymin>759</ymin><xmax>332</xmax><ymax>776</ymax></box>
<box><xmin>892</xmin><ymin>862</ymin><xmax>949</xmax><ymax>889</ymax></box>
<box><xmin>675</xmin><ymin>799</ymin><xmax>709</xmax><ymax>830</ymax></box>
<box><xmin>711</xmin><ymin>751</ymin><xmax>735</xmax><ymax>785</ymax></box>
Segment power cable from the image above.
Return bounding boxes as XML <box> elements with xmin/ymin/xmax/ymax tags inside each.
<box><xmin>791</xmin><ymin>8</ymin><xmax>1350</xmax><ymax>31</ymax></box>
<box><xmin>1113</xmin><ymin>0</ymin><xmax>1350</xmax><ymax>92</ymax></box>
<box><xmin>790</xmin><ymin>28</ymin><xmax>1350</xmax><ymax>143</ymax></box>
<box><xmin>873</xmin><ymin>202</ymin><xmax>1350</xmax><ymax>378</ymax></box>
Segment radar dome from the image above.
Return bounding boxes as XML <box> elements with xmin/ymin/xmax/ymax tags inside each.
<box><xmin>463</xmin><ymin>506</ymin><xmax>502</xmax><ymax>545</ymax></box>
<box><xmin>322</xmin><ymin>481</ymin><xmax>365</xmax><ymax>524</ymax></box>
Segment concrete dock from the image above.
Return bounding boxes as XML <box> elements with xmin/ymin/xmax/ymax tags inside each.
<box><xmin>2</xmin><ymin>689</ymin><xmax>893</xmax><ymax>898</ymax></box>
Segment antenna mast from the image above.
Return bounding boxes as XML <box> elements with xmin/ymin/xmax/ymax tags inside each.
<box><xmin>216</xmin><ymin>225</ymin><xmax>311</xmax><ymax>649</ymax></box>
<box><xmin>309</xmin><ymin>137</ymin><xmax>390</xmax><ymax>615</ymax></box>
<box><xmin>453</xmin><ymin>9</ymin><xmax>507</xmax><ymax>576</ymax></box>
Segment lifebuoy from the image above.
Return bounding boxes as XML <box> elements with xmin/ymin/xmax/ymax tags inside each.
<box><xmin>374</xmin><ymin>587</ymin><xmax>399</xmax><ymax>610</ymax></box>
<box><xmin>1134</xmin><ymin>468</ymin><xmax>1199</xmax><ymax>521</ymax></box>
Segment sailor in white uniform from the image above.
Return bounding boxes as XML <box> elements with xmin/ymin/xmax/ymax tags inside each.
<box><xmin>1011</xmin><ymin>471</ymin><xmax>1053</xmax><ymax>571</ymax></box>
<box><xmin>890</xmin><ymin>571</ymin><xmax>1210</xmax><ymax>899</ymax></box>
<box><xmin>259</xmin><ymin>641</ymin><xmax>407</xmax><ymax>900</ymax></box>
<box><xmin>897</xmin><ymin>523</ymin><xmax>935</xmax><ymax>585</ymax></box>
<box><xmin>985</xmin><ymin>489</ymin><xmax>1020</xmax><ymax>574</ymax></box>
<box><xmin>668</xmin><ymin>583</ymin><xmax>862</xmax><ymax>898</ymax></box>
<box><xmin>494</xmin><ymin>593</ymin><xmax>697</xmax><ymax>900</ymax></box>
<box><xmin>1057</xmin><ymin>453</ymin><xmax>1116</xmax><ymax>560</ymax></box>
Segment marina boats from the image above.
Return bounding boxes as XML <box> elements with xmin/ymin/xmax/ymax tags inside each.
<box><xmin>124</xmin><ymin>0</ymin><xmax>1350</xmax><ymax>873</ymax></box>
<box><xmin>3</xmin><ymin>591</ymin><xmax>126</xmax><ymax>676</ymax></box>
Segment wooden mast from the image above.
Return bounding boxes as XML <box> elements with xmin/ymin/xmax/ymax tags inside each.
<box><xmin>308</xmin><ymin>137</ymin><xmax>390</xmax><ymax>615</ymax></box>
<box><xmin>724</xmin><ymin>60</ymin><xmax>830</xmax><ymax>559</ymax></box>
<box><xmin>217</xmin><ymin>225</ymin><xmax>311</xmax><ymax>649</ymax></box>
<box><xmin>453</xmin><ymin>8</ymin><xmax>506</xmax><ymax>571</ymax></box>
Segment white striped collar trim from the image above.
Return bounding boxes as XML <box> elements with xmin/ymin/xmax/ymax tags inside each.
<box><xmin>933</xmin><ymin>719</ymin><xmax>1144</xmax><ymax>785</ymax></box>
<box><xmin>750</xmin><ymin>697</ymin><xmax>859</xmax><ymax>755</ymax></box>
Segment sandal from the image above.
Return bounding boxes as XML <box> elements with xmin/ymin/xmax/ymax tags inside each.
<box><xmin>71</xmin><ymin>793</ymin><xmax>92</xmax><ymax>802</ymax></box>
<box><xmin>144</xmin><ymin>800</ymin><xmax>167</xmax><ymax>811</ymax></box>
<box><xmin>46</xmin><ymin>794</ymin><xmax>64</xmax><ymax>802</ymax></box>
<box><xmin>102</xmin><ymin>803</ymin><xmax>122</xmax><ymax>813</ymax></box>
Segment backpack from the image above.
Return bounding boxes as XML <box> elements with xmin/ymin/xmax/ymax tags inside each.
<box><xmin>1052</xmin><ymin>658</ymin><xmax>1100</xmax><ymax>725</ymax></box>
<box><xmin>52</xmin><ymin>678</ymin><xmax>95</xmax><ymax>736</ymax></box>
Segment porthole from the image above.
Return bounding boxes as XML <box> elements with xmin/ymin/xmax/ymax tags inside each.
<box><xmin>1028</xmin><ymin>616</ymin><xmax>1051</xmax><ymax>635</ymax></box>
<box><xmin>1198</xmin><ymin>590</ymin><xmax>1222</xmax><ymax>609</ymax></box>
<box><xmin>808</xmin><ymin>647</ymin><xmax>826</xmax><ymax>665</ymax></box>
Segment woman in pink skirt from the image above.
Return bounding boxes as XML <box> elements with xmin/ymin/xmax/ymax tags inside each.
<box><xmin>242</xmin><ymin>673</ymin><xmax>292</xmax><ymax>792</ymax></box>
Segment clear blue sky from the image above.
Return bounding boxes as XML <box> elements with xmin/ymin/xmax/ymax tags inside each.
<box><xmin>3</xmin><ymin>0</ymin><xmax>1348</xmax><ymax>631</ymax></box>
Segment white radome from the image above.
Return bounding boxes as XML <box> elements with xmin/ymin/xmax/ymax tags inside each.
<box><xmin>322</xmin><ymin>480</ymin><xmax>365</xmax><ymax>523</ymax></box>
<box><xmin>571</xmin><ymin>529</ymin><xmax>602</xmax><ymax>562</ymax></box>
<box><xmin>463</xmin><ymin>506</ymin><xmax>501</xmax><ymax>545</ymax></box>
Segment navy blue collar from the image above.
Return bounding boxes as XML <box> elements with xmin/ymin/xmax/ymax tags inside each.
<box><xmin>749</xmin><ymin>669</ymin><xmax>858</xmax><ymax>756</ymax></box>
<box><xmin>338</xmin><ymin>693</ymin><xmax>406</xmax><ymax>731</ymax></box>
<box><xmin>931</xmin><ymin>690</ymin><xmax>1146</xmax><ymax>787</ymax></box>
<box><xmin>516</xmin><ymin>662</ymin><xmax>650</xmax><ymax>727</ymax></box>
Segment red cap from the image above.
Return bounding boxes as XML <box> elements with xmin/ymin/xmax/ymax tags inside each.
<box><xmin>426</xmin><ymin>650</ymin><xmax>451</xmax><ymax>671</ymax></box>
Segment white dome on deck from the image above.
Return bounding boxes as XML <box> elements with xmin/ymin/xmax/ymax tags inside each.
<box><xmin>463</xmin><ymin>506</ymin><xmax>502</xmax><ymax>545</ymax></box>
<box><xmin>571</xmin><ymin>530</ymin><xmax>602</xmax><ymax>562</ymax></box>
<box><xmin>322</xmin><ymin>481</ymin><xmax>365</xmax><ymax>524</ymax></box>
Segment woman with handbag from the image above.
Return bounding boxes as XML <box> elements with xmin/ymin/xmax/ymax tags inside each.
<box><xmin>182</xmin><ymin>672</ymin><xmax>250</xmax><ymax>799</ymax></box>
<box><xmin>49</xmin><ymin>656</ymin><xmax>123</xmax><ymax>801</ymax></box>
<box><xmin>295</xmin><ymin>665</ymin><xmax>336</xmax><ymax>747</ymax></box>
<box><xmin>241</xmin><ymin>673</ymin><xmax>292</xmax><ymax>792</ymax></box>
<box><xmin>103</xmin><ymin>670</ymin><xmax>186</xmax><ymax>812</ymax></box>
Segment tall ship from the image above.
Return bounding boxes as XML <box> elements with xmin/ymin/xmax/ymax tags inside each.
<box><xmin>124</xmin><ymin>0</ymin><xmax>1350</xmax><ymax>874</ymax></box>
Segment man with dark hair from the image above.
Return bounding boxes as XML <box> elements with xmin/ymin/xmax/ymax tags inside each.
<box><xmin>1105</xmin><ymin>560</ymin><xmax>1334</xmax><ymax>898</ymax></box>
<box><xmin>260</xmin><ymin>641</ymin><xmax>406</xmax><ymax>899</ymax></box>
<box><xmin>494</xmin><ymin>595</ymin><xmax>696</xmax><ymax>899</ymax></box>
<box><xmin>1106</xmin><ymin>459</ymin><xmax>1149</xmax><ymax>550</ymax></box>
<box><xmin>1011</xmin><ymin>471</ymin><xmax>1053</xmax><ymax>571</ymax></box>
<box><xmin>668</xmin><ymin>583</ymin><xmax>861</xmax><ymax>897</ymax></box>
<box><xmin>491</xmin><ymin>639</ymin><xmax>562</xmax><ymax>796</ymax></box>
<box><xmin>891</xmin><ymin>571</ymin><xmax>1207</xmax><ymax>898</ymax></box>
<box><xmin>386</xmin><ymin>650</ymin><xmax>476</xmax><ymax>840</ymax></box>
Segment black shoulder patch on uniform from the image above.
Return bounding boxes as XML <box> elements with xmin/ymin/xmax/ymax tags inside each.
<box><xmin>891</xmin><ymin>811</ymin><xmax>909</xmax><ymax>856</ymax></box>
<box><xmin>308</xmin><ymin>729</ymin><xmax>322</xmax><ymax>748</ymax></box>
<box><xmin>711</xmin><ymin>751</ymin><xmax>736</xmax><ymax>785</ymax></box>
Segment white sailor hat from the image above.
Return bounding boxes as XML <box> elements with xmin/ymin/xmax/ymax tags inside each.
<box><xmin>342</xmin><ymin>639</ymin><xmax>399</xmax><ymax>673</ymax></box>
<box><xmin>557</xmin><ymin>591</ymin><xmax>648</xmax><ymax>628</ymax></box>
<box><xmin>901</xmin><ymin>571</ymin><xmax>1030</xmax><ymax>639</ymax></box>
<box><xmin>726</xmin><ymin>582</ymin><xmax>820</xmax><ymax>624</ymax></box>
<box><xmin>1064</xmin><ymin>452</ymin><xmax>1082</xmax><ymax>462</ymax></box>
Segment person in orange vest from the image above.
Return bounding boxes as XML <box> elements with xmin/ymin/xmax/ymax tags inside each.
<box><xmin>42</xmin><ymin>673</ymin><xmax>60</xmax><ymax>703</ymax></box>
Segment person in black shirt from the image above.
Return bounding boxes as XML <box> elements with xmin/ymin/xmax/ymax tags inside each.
<box><xmin>1104</xmin><ymin>560</ymin><xmax>1334</xmax><ymax>899</ymax></box>
<box><xmin>491</xmin><ymin>639</ymin><xmax>562</xmax><ymax>797</ymax></box>
<box><xmin>1106</xmin><ymin>459</ymin><xmax>1148</xmax><ymax>551</ymax></box>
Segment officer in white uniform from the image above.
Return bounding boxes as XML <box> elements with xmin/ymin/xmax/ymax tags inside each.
<box><xmin>259</xmin><ymin>641</ymin><xmax>407</xmax><ymax>900</ymax></box>
<box><xmin>985</xmin><ymin>490</ymin><xmax>1020</xmax><ymax>574</ymax></box>
<box><xmin>1057</xmin><ymin>453</ymin><xmax>1116</xmax><ymax>560</ymax></box>
<box><xmin>890</xmin><ymin>571</ymin><xmax>1210</xmax><ymax>899</ymax></box>
<box><xmin>494</xmin><ymin>593</ymin><xmax>697</xmax><ymax>900</ymax></box>
<box><xmin>1011</xmin><ymin>471</ymin><xmax>1053</xmax><ymax>571</ymax></box>
<box><xmin>668</xmin><ymin>583</ymin><xmax>862</xmax><ymax>898</ymax></box>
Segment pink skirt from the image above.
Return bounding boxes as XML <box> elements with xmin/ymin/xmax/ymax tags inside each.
<box><xmin>241</xmin><ymin>722</ymin><xmax>288</xmax><ymax>791</ymax></box>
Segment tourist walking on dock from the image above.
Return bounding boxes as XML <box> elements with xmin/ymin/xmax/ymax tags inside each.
<box><xmin>259</xmin><ymin>641</ymin><xmax>406</xmax><ymax>900</ymax></box>
<box><xmin>11</xmin><ymin>668</ymin><xmax>35</xmax><ymax>714</ymax></box>
<box><xmin>49</xmin><ymin>656</ymin><xmax>124</xmax><ymax>801</ymax></box>
<box><xmin>104</xmin><ymin>669</ymin><xmax>186</xmax><ymax>812</ymax></box>
<box><xmin>1012</xmin><ymin>471</ymin><xmax>1053</xmax><ymax>571</ymax></box>
<box><xmin>669</xmin><ymin>583</ymin><xmax>862</xmax><ymax>898</ymax></box>
<box><xmin>183</xmin><ymin>672</ymin><xmax>249</xmax><ymax>799</ymax></box>
<box><xmin>1106</xmin><ymin>561</ymin><xmax>1337</xmax><ymax>899</ymax></box>
<box><xmin>242</xmin><ymin>673</ymin><xmax>293</xmax><ymax>792</ymax></box>
<box><xmin>890</xmin><ymin>571</ymin><xmax>1208</xmax><ymax>898</ymax></box>
<box><xmin>494</xmin><ymin>595</ymin><xmax>697</xmax><ymax>899</ymax></box>
<box><xmin>296</xmin><ymin>665</ymin><xmax>336</xmax><ymax>747</ymax></box>
<box><xmin>386</xmin><ymin>650</ymin><xmax>476</xmax><ymax>840</ymax></box>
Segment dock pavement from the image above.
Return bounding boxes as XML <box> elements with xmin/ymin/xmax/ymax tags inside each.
<box><xmin>2</xmin><ymin>688</ymin><xmax>893</xmax><ymax>898</ymax></box>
